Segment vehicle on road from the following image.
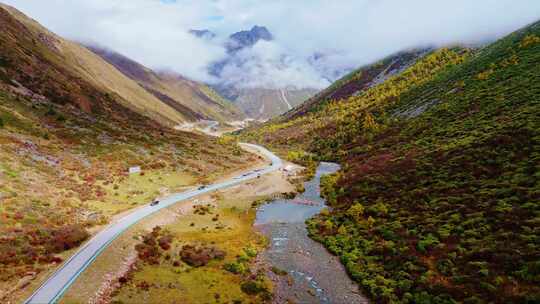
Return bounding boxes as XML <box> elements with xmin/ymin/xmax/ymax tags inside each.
<box><xmin>150</xmin><ymin>200</ymin><xmax>160</xmax><ymax>206</ymax></box>
<box><xmin>198</xmin><ymin>185</ymin><xmax>207</xmax><ymax>190</ymax></box>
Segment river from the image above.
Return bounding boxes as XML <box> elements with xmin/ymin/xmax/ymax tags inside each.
<box><xmin>255</xmin><ymin>162</ymin><xmax>368</xmax><ymax>304</ymax></box>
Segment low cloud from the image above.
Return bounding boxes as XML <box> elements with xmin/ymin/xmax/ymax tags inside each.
<box><xmin>219</xmin><ymin>41</ymin><xmax>331</xmax><ymax>89</ymax></box>
<box><xmin>4</xmin><ymin>0</ymin><xmax>540</xmax><ymax>88</ymax></box>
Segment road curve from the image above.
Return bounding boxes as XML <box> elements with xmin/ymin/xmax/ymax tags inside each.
<box><xmin>25</xmin><ymin>143</ymin><xmax>282</xmax><ymax>304</ymax></box>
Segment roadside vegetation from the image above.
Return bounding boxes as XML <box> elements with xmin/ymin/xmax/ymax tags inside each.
<box><xmin>0</xmin><ymin>88</ymin><xmax>255</xmax><ymax>299</ymax></box>
<box><xmin>110</xmin><ymin>194</ymin><xmax>273</xmax><ymax>303</ymax></box>
<box><xmin>241</xmin><ymin>21</ymin><xmax>540</xmax><ymax>303</ymax></box>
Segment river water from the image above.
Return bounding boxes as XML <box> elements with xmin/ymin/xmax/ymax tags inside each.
<box><xmin>255</xmin><ymin>162</ymin><xmax>368</xmax><ymax>304</ymax></box>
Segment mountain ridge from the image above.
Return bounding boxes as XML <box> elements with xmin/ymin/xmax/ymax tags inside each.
<box><xmin>283</xmin><ymin>48</ymin><xmax>432</xmax><ymax>120</ymax></box>
<box><xmin>226</xmin><ymin>25</ymin><xmax>273</xmax><ymax>53</ymax></box>
<box><xmin>87</xmin><ymin>45</ymin><xmax>245</xmax><ymax>123</ymax></box>
<box><xmin>0</xmin><ymin>4</ymin><xmax>197</xmax><ymax>125</ymax></box>
<box><xmin>189</xmin><ymin>29</ymin><xmax>216</xmax><ymax>39</ymax></box>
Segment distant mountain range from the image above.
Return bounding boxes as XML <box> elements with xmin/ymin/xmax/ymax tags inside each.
<box><xmin>226</xmin><ymin>25</ymin><xmax>273</xmax><ymax>54</ymax></box>
<box><xmin>191</xmin><ymin>25</ymin><xmax>334</xmax><ymax>120</ymax></box>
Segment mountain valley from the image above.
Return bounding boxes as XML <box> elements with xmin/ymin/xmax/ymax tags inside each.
<box><xmin>0</xmin><ymin>1</ymin><xmax>539</xmax><ymax>303</ymax></box>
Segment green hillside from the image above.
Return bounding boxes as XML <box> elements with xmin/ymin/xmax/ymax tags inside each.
<box><xmin>241</xmin><ymin>21</ymin><xmax>540</xmax><ymax>303</ymax></box>
<box><xmin>284</xmin><ymin>48</ymin><xmax>429</xmax><ymax>121</ymax></box>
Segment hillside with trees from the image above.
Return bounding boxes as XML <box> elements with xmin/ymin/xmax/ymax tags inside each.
<box><xmin>240</xmin><ymin>21</ymin><xmax>540</xmax><ymax>303</ymax></box>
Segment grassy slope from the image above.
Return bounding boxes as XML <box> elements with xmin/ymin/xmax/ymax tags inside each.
<box><xmin>155</xmin><ymin>72</ymin><xmax>245</xmax><ymax>122</ymax></box>
<box><xmin>0</xmin><ymin>5</ymin><xmax>256</xmax><ymax>300</ymax></box>
<box><xmin>241</xmin><ymin>23</ymin><xmax>540</xmax><ymax>303</ymax></box>
<box><xmin>0</xmin><ymin>83</ymin><xmax>255</xmax><ymax>299</ymax></box>
<box><xmin>198</xmin><ymin>83</ymin><xmax>246</xmax><ymax>121</ymax></box>
<box><xmin>60</xmin><ymin>42</ymin><xmax>190</xmax><ymax>125</ymax></box>
<box><xmin>88</xmin><ymin>46</ymin><xmax>245</xmax><ymax>123</ymax></box>
<box><xmin>1</xmin><ymin>4</ymin><xmax>189</xmax><ymax>126</ymax></box>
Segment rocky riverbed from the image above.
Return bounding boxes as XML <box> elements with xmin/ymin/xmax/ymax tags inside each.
<box><xmin>255</xmin><ymin>162</ymin><xmax>368</xmax><ymax>304</ymax></box>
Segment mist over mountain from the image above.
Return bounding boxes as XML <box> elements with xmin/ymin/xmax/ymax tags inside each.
<box><xmin>4</xmin><ymin>0</ymin><xmax>540</xmax><ymax>119</ymax></box>
<box><xmin>5</xmin><ymin>0</ymin><xmax>538</xmax><ymax>93</ymax></box>
<box><xmin>194</xmin><ymin>25</ymin><xmax>339</xmax><ymax>91</ymax></box>
<box><xmin>189</xmin><ymin>25</ymin><xmax>328</xmax><ymax>119</ymax></box>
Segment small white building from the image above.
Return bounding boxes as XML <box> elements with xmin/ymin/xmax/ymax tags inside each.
<box><xmin>282</xmin><ymin>164</ymin><xmax>302</xmax><ymax>177</ymax></box>
<box><xmin>129</xmin><ymin>166</ymin><xmax>141</xmax><ymax>174</ymax></box>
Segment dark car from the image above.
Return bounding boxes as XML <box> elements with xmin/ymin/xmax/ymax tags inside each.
<box><xmin>150</xmin><ymin>200</ymin><xmax>160</xmax><ymax>206</ymax></box>
<box><xmin>198</xmin><ymin>185</ymin><xmax>207</xmax><ymax>190</ymax></box>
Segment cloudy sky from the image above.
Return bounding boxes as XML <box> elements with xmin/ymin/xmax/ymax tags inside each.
<box><xmin>4</xmin><ymin>0</ymin><xmax>540</xmax><ymax>89</ymax></box>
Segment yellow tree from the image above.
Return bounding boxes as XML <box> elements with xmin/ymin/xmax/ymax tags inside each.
<box><xmin>363</xmin><ymin>111</ymin><xmax>379</xmax><ymax>130</ymax></box>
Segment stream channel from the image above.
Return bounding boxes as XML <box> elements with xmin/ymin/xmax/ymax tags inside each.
<box><xmin>255</xmin><ymin>162</ymin><xmax>368</xmax><ymax>304</ymax></box>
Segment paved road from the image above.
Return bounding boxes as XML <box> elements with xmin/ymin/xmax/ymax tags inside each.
<box><xmin>25</xmin><ymin>143</ymin><xmax>282</xmax><ymax>304</ymax></box>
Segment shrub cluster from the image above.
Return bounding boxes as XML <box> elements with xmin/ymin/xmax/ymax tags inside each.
<box><xmin>134</xmin><ymin>226</ymin><xmax>173</xmax><ymax>265</ymax></box>
<box><xmin>179</xmin><ymin>244</ymin><xmax>225</xmax><ymax>267</ymax></box>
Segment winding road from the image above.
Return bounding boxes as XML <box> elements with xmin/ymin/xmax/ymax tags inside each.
<box><xmin>25</xmin><ymin>143</ymin><xmax>282</xmax><ymax>304</ymax></box>
<box><xmin>279</xmin><ymin>89</ymin><xmax>293</xmax><ymax>110</ymax></box>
